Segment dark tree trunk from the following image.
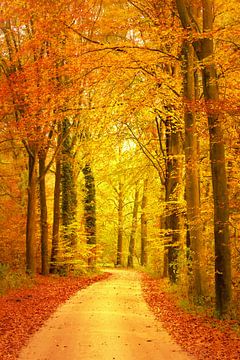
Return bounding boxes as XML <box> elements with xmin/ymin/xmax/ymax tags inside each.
<box><xmin>165</xmin><ymin>118</ymin><xmax>183</xmax><ymax>283</ymax></box>
<box><xmin>201</xmin><ymin>1</ymin><xmax>231</xmax><ymax>315</ymax></box>
<box><xmin>182</xmin><ymin>40</ymin><xmax>204</xmax><ymax>299</ymax></box>
<box><xmin>39</xmin><ymin>150</ymin><xmax>49</xmax><ymax>275</ymax></box>
<box><xmin>50</xmin><ymin>140</ymin><xmax>61</xmax><ymax>274</ymax></box>
<box><xmin>26</xmin><ymin>148</ymin><xmax>38</xmax><ymax>275</ymax></box>
<box><xmin>83</xmin><ymin>163</ymin><xmax>96</xmax><ymax>267</ymax></box>
<box><xmin>127</xmin><ymin>186</ymin><xmax>139</xmax><ymax>268</ymax></box>
<box><xmin>141</xmin><ymin>179</ymin><xmax>148</xmax><ymax>266</ymax></box>
<box><xmin>116</xmin><ymin>181</ymin><xmax>124</xmax><ymax>266</ymax></box>
<box><xmin>62</xmin><ymin>119</ymin><xmax>77</xmax><ymax>259</ymax></box>
<box><xmin>176</xmin><ymin>0</ymin><xmax>232</xmax><ymax>317</ymax></box>
<box><xmin>60</xmin><ymin>119</ymin><xmax>78</xmax><ymax>273</ymax></box>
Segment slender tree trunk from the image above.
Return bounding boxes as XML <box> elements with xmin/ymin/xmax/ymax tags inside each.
<box><xmin>116</xmin><ymin>181</ymin><xmax>123</xmax><ymax>266</ymax></box>
<box><xmin>201</xmin><ymin>0</ymin><xmax>231</xmax><ymax>317</ymax></box>
<box><xmin>26</xmin><ymin>148</ymin><xmax>37</xmax><ymax>275</ymax></box>
<box><xmin>39</xmin><ymin>151</ymin><xmax>49</xmax><ymax>275</ymax></box>
<box><xmin>127</xmin><ymin>186</ymin><xmax>139</xmax><ymax>267</ymax></box>
<box><xmin>165</xmin><ymin>118</ymin><xmax>183</xmax><ymax>283</ymax></box>
<box><xmin>182</xmin><ymin>41</ymin><xmax>203</xmax><ymax>299</ymax></box>
<box><xmin>61</xmin><ymin>119</ymin><xmax>77</xmax><ymax>272</ymax></box>
<box><xmin>50</xmin><ymin>141</ymin><xmax>61</xmax><ymax>273</ymax></box>
<box><xmin>83</xmin><ymin>163</ymin><xmax>96</xmax><ymax>268</ymax></box>
<box><xmin>141</xmin><ymin>179</ymin><xmax>148</xmax><ymax>266</ymax></box>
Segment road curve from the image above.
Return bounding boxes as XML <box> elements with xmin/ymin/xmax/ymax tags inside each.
<box><xmin>19</xmin><ymin>269</ymin><xmax>193</xmax><ymax>360</ymax></box>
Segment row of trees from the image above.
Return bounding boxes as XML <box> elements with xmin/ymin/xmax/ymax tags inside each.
<box><xmin>0</xmin><ymin>0</ymin><xmax>239</xmax><ymax>318</ymax></box>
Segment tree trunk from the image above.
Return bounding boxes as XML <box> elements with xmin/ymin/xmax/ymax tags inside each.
<box><xmin>176</xmin><ymin>0</ymin><xmax>232</xmax><ymax>316</ymax></box>
<box><xmin>50</xmin><ymin>141</ymin><xmax>61</xmax><ymax>274</ymax></box>
<box><xmin>128</xmin><ymin>186</ymin><xmax>139</xmax><ymax>267</ymax></box>
<box><xmin>182</xmin><ymin>40</ymin><xmax>203</xmax><ymax>299</ymax></box>
<box><xmin>165</xmin><ymin>117</ymin><xmax>183</xmax><ymax>283</ymax></box>
<box><xmin>39</xmin><ymin>150</ymin><xmax>49</xmax><ymax>275</ymax></box>
<box><xmin>61</xmin><ymin>118</ymin><xmax>77</xmax><ymax>271</ymax></box>
<box><xmin>201</xmin><ymin>0</ymin><xmax>231</xmax><ymax>317</ymax></box>
<box><xmin>116</xmin><ymin>181</ymin><xmax>124</xmax><ymax>266</ymax></box>
<box><xmin>141</xmin><ymin>179</ymin><xmax>148</xmax><ymax>266</ymax></box>
<box><xmin>83</xmin><ymin>163</ymin><xmax>96</xmax><ymax>268</ymax></box>
<box><xmin>26</xmin><ymin>148</ymin><xmax>37</xmax><ymax>275</ymax></box>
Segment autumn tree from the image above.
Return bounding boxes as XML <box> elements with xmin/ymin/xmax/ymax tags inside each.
<box><xmin>127</xmin><ymin>183</ymin><xmax>140</xmax><ymax>267</ymax></box>
<box><xmin>50</xmin><ymin>125</ymin><xmax>62</xmax><ymax>274</ymax></box>
<box><xmin>176</xmin><ymin>0</ymin><xmax>232</xmax><ymax>317</ymax></box>
<box><xmin>140</xmin><ymin>178</ymin><xmax>148</xmax><ymax>266</ymax></box>
<box><xmin>83</xmin><ymin>163</ymin><xmax>97</xmax><ymax>268</ymax></box>
<box><xmin>0</xmin><ymin>0</ymin><xmax>108</xmax><ymax>274</ymax></box>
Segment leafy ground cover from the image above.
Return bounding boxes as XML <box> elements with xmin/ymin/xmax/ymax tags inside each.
<box><xmin>0</xmin><ymin>272</ymin><xmax>111</xmax><ymax>360</ymax></box>
<box><xmin>142</xmin><ymin>273</ymin><xmax>240</xmax><ymax>360</ymax></box>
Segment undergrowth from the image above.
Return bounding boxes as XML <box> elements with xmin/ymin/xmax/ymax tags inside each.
<box><xmin>152</xmin><ymin>275</ymin><xmax>240</xmax><ymax>335</ymax></box>
<box><xmin>0</xmin><ymin>263</ymin><xmax>34</xmax><ymax>295</ymax></box>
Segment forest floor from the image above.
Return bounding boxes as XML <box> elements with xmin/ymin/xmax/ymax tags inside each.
<box><xmin>0</xmin><ymin>271</ymin><xmax>111</xmax><ymax>360</ymax></box>
<box><xmin>18</xmin><ymin>269</ymin><xmax>191</xmax><ymax>360</ymax></box>
<box><xmin>0</xmin><ymin>269</ymin><xmax>239</xmax><ymax>359</ymax></box>
<box><xmin>142</xmin><ymin>273</ymin><xmax>240</xmax><ymax>359</ymax></box>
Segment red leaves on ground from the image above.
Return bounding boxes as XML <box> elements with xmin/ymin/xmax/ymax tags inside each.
<box><xmin>142</xmin><ymin>274</ymin><xmax>240</xmax><ymax>360</ymax></box>
<box><xmin>0</xmin><ymin>272</ymin><xmax>110</xmax><ymax>360</ymax></box>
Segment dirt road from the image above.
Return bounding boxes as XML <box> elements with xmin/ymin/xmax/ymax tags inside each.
<box><xmin>19</xmin><ymin>269</ymin><xmax>193</xmax><ymax>360</ymax></box>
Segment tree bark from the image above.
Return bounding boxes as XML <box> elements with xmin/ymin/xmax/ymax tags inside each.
<box><xmin>128</xmin><ymin>186</ymin><xmax>139</xmax><ymax>267</ymax></box>
<box><xmin>39</xmin><ymin>150</ymin><xmax>49</xmax><ymax>275</ymax></box>
<box><xmin>50</xmin><ymin>139</ymin><xmax>61</xmax><ymax>274</ymax></box>
<box><xmin>26</xmin><ymin>148</ymin><xmax>37</xmax><ymax>275</ymax></box>
<box><xmin>83</xmin><ymin>163</ymin><xmax>96</xmax><ymax>268</ymax></box>
<box><xmin>165</xmin><ymin>117</ymin><xmax>183</xmax><ymax>283</ymax></box>
<box><xmin>61</xmin><ymin>118</ymin><xmax>77</xmax><ymax>272</ymax></box>
<box><xmin>116</xmin><ymin>181</ymin><xmax>124</xmax><ymax>266</ymax></box>
<box><xmin>141</xmin><ymin>178</ymin><xmax>148</xmax><ymax>266</ymax></box>
<box><xmin>182</xmin><ymin>40</ymin><xmax>203</xmax><ymax>299</ymax></box>
<box><xmin>176</xmin><ymin>0</ymin><xmax>232</xmax><ymax>316</ymax></box>
<box><xmin>201</xmin><ymin>0</ymin><xmax>231</xmax><ymax>317</ymax></box>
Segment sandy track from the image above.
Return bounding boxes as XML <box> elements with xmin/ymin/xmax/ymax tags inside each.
<box><xmin>19</xmin><ymin>269</ymin><xmax>193</xmax><ymax>360</ymax></box>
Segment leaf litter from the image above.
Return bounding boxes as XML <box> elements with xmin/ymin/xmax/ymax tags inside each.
<box><xmin>0</xmin><ymin>272</ymin><xmax>110</xmax><ymax>360</ymax></box>
<box><xmin>141</xmin><ymin>273</ymin><xmax>240</xmax><ymax>360</ymax></box>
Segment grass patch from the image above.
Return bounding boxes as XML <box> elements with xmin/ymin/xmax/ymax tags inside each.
<box><xmin>0</xmin><ymin>263</ymin><xmax>34</xmax><ymax>295</ymax></box>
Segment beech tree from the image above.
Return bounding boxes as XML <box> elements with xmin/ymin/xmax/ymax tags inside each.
<box><xmin>181</xmin><ymin>15</ymin><xmax>204</xmax><ymax>299</ymax></box>
<box><xmin>140</xmin><ymin>178</ymin><xmax>148</xmax><ymax>266</ymax></box>
<box><xmin>176</xmin><ymin>0</ymin><xmax>232</xmax><ymax>318</ymax></box>
<box><xmin>127</xmin><ymin>184</ymin><xmax>140</xmax><ymax>267</ymax></box>
<box><xmin>50</xmin><ymin>126</ymin><xmax>62</xmax><ymax>274</ymax></box>
<box><xmin>83</xmin><ymin>163</ymin><xmax>97</xmax><ymax>267</ymax></box>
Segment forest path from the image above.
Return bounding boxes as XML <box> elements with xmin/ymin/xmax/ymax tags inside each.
<box><xmin>19</xmin><ymin>269</ymin><xmax>193</xmax><ymax>360</ymax></box>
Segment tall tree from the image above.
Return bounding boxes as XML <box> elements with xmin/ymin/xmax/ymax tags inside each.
<box><xmin>176</xmin><ymin>0</ymin><xmax>232</xmax><ymax>317</ymax></box>
<box><xmin>25</xmin><ymin>145</ymin><xmax>38</xmax><ymax>274</ymax></box>
<box><xmin>50</xmin><ymin>126</ymin><xmax>62</xmax><ymax>274</ymax></box>
<box><xmin>38</xmin><ymin>148</ymin><xmax>49</xmax><ymax>275</ymax></box>
<box><xmin>61</xmin><ymin>118</ymin><xmax>77</xmax><ymax>270</ymax></box>
<box><xmin>116</xmin><ymin>180</ymin><xmax>124</xmax><ymax>266</ymax></box>
<box><xmin>201</xmin><ymin>0</ymin><xmax>231</xmax><ymax>316</ymax></box>
<box><xmin>182</xmin><ymin>39</ymin><xmax>204</xmax><ymax>299</ymax></box>
<box><xmin>165</xmin><ymin>116</ymin><xmax>184</xmax><ymax>283</ymax></box>
<box><xmin>127</xmin><ymin>184</ymin><xmax>139</xmax><ymax>267</ymax></box>
<box><xmin>83</xmin><ymin>163</ymin><xmax>97</xmax><ymax>268</ymax></box>
<box><xmin>141</xmin><ymin>178</ymin><xmax>148</xmax><ymax>266</ymax></box>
